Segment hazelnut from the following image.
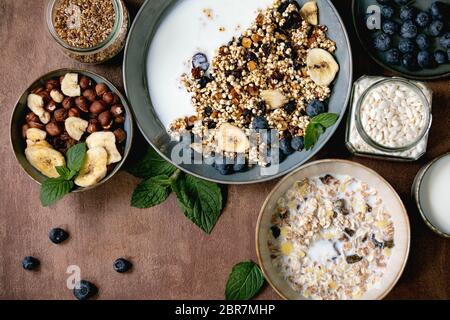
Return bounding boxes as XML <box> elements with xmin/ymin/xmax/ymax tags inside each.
<box><xmin>110</xmin><ymin>104</ymin><xmax>124</xmax><ymax>117</ymax></box>
<box><xmin>28</xmin><ymin>121</ymin><xmax>45</xmax><ymax>130</ymax></box>
<box><xmin>79</xmin><ymin>76</ymin><xmax>92</xmax><ymax>90</ymax></box>
<box><xmin>95</xmin><ymin>83</ymin><xmax>108</xmax><ymax>97</ymax></box>
<box><xmin>22</xmin><ymin>124</ymin><xmax>30</xmax><ymax>138</ymax></box>
<box><xmin>50</xmin><ymin>89</ymin><xmax>64</xmax><ymax>103</ymax></box>
<box><xmin>75</xmin><ymin>96</ymin><xmax>89</xmax><ymax>112</ymax></box>
<box><xmin>114</xmin><ymin>115</ymin><xmax>125</xmax><ymax>125</ymax></box>
<box><xmin>32</xmin><ymin>86</ymin><xmax>45</xmax><ymax>94</ymax></box>
<box><xmin>62</xmin><ymin>97</ymin><xmax>74</xmax><ymax>110</ymax></box>
<box><xmin>87</xmin><ymin>119</ymin><xmax>100</xmax><ymax>133</ymax></box>
<box><xmin>26</xmin><ymin>112</ymin><xmax>39</xmax><ymax>123</ymax></box>
<box><xmin>37</xmin><ymin>90</ymin><xmax>51</xmax><ymax>103</ymax></box>
<box><xmin>90</xmin><ymin>100</ymin><xmax>107</xmax><ymax>114</ymax></box>
<box><xmin>60</xmin><ymin>131</ymin><xmax>71</xmax><ymax>141</ymax></box>
<box><xmin>113</xmin><ymin>128</ymin><xmax>127</xmax><ymax>144</ymax></box>
<box><xmin>98</xmin><ymin>111</ymin><xmax>113</xmax><ymax>129</ymax></box>
<box><xmin>102</xmin><ymin>92</ymin><xmax>115</xmax><ymax>105</ymax></box>
<box><xmin>45</xmin><ymin>122</ymin><xmax>62</xmax><ymax>137</ymax></box>
<box><xmin>54</xmin><ymin>108</ymin><xmax>68</xmax><ymax>122</ymax></box>
<box><xmin>68</xmin><ymin>108</ymin><xmax>80</xmax><ymax>118</ymax></box>
<box><xmin>45</xmin><ymin>101</ymin><xmax>58</xmax><ymax>112</ymax></box>
<box><xmin>46</xmin><ymin>79</ymin><xmax>59</xmax><ymax>91</ymax></box>
<box><xmin>83</xmin><ymin>89</ymin><xmax>97</xmax><ymax>102</ymax></box>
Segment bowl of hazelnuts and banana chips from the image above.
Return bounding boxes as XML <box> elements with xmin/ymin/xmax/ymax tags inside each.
<box><xmin>10</xmin><ymin>69</ymin><xmax>133</xmax><ymax>193</ymax></box>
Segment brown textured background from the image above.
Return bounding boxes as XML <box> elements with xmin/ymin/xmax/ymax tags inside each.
<box><xmin>0</xmin><ymin>0</ymin><xmax>449</xmax><ymax>300</ymax></box>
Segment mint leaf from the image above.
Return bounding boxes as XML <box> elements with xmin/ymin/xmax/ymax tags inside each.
<box><xmin>304</xmin><ymin>123</ymin><xmax>320</xmax><ymax>150</ymax></box>
<box><xmin>311</xmin><ymin>113</ymin><xmax>339</xmax><ymax>128</ymax></box>
<box><xmin>67</xmin><ymin>143</ymin><xmax>87</xmax><ymax>172</ymax></box>
<box><xmin>40</xmin><ymin>178</ymin><xmax>74</xmax><ymax>207</ymax></box>
<box><xmin>172</xmin><ymin>175</ymin><xmax>222</xmax><ymax>234</ymax></box>
<box><xmin>131</xmin><ymin>175</ymin><xmax>172</xmax><ymax>208</ymax></box>
<box><xmin>225</xmin><ymin>261</ymin><xmax>265</xmax><ymax>300</ymax></box>
<box><xmin>128</xmin><ymin>147</ymin><xmax>177</xmax><ymax>179</ymax></box>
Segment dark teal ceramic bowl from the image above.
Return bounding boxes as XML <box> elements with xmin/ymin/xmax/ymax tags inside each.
<box><xmin>10</xmin><ymin>69</ymin><xmax>134</xmax><ymax>192</ymax></box>
<box><xmin>123</xmin><ymin>0</ymin><xmax>353</xmax><ymax>184</ymax></box>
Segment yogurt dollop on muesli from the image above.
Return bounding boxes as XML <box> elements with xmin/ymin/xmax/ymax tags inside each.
<box><xmin>268</xmin><ymin>174</ymin><xmax>395</xmax><ymax>300</ymax></box>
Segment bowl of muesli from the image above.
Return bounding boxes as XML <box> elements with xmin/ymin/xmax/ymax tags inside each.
<box><xmin>256</xmin><ymin>159</ymin><xmax>410</xmax><ymax>300</ymax></box>
<box><xmin>123</xmin><ymin>0</ymin><xmax>352</xmax><ymax>183</ymax></box>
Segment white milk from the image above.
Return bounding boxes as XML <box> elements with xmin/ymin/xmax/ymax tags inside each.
<box><xmin>419</xmin><ymin>154</ymin><xmax>450</xmax><ymax>235</ymax></box>
<box><xmin>308</xmin><ymin>239</ymin><xmax>337</xmax><ymax>264</ymax></box>
<box><xmin>147</xmin><ymin>0</ymin><xmax>274</xmax><ymax>129</ymax></box>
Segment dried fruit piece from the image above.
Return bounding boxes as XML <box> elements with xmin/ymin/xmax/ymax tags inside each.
<box><xmin>346</xmin><ymin>255</ymin><xmax>363</xmax><ymax>264</ymax></box>
<box><xmin>216</xmin><ymin>123</ymin><xmax>250</xmax><ymax>153</ymax></box>
<box><xmin>300</xmin><ymin>1</ymin><xmax>319</xmax><ymax>26</ymax></box>
<box><xmin>74</xmin><ymin>147</ymin><xmax>108</xmax><ymax>187</ymax></box>
<box><xmin>86</xmin><ymin>131</ymin><xmax>122</xmax><ymax>165</ymax></box>
<box><xmin>65</xmin><ymin>117</ymin><xmax>88</xmax><ymax>141</ymax></box>
<box><xmin>306</xmin><ymin>48</ymin><xmax>339</xmax><ymax>86</ymax></box>
<box><xmin>260</xmin><ymin>89</ymin><xmax>288</xmax><ymax>110</ymax></box>
<box><xmin>61</xmin><ymin>73</ymin><xmax>81</xmax><ymax>97</ymax></box>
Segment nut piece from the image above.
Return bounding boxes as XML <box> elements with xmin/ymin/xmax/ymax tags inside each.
<box><xmin>46</xmin><ymin>79</ymin><xmax>59</xmax><ymax>91</ymax></box>
<box><xmin>62</xmin><ymin>97</ymin><xmax>74</xmax><ymax>110</ymax></box>
<box><xmin>75</xmin><ymin>96</ymin><xmax>89</xmax><ymax>113</ymax></box>
<box><xmin>87</xmin><ymin>119</ymin><xmax>100</xmax><ymax>133</ymax></box>
<box><xmin>50</xmin><ymin>89</ymin><xmax>64</xmax><ymax>103</ymax></box>
<box><xmin>114</xmin><ymin>115</ymin><xmax>125</xmax><ymax>125</ymax></box>
<box><xmin>79</xmin><ymin>76</ymin><xmax>92</xmax><ymax>90</ymax></box>
<box><xmin>26</xmin><ymin>112</ymin><xmax>39</xmax><ymax>123</ymax></box>
<box><xmin>45</xmin><ymin>122</ymin><xmax>62</xmax><ymax>137</ymax></box>
<box><xmin>110</xmin><ymin>104</ymin><xmax>124</xmax><ymax>117</ymax></box>
<box><xmin>113</xmin><ymin>128</ymin><xmax>126</xmax><ymax>144</ymax></box>
<box><xmin>102</xmin><ymin>92</ymin><xmax>115</xmax><ymax>105</ymax></box>
<box><xmin>27</xmin><ymin>93</ymin><xmax>45</xmax><ymax>117</ymax></box>
<box><xmin>65</xmin><ymin>117</ymin><xmax>89</xmax><ymax>141</ymax></box>
<box><xmin>95</xmin><ymin>83</ymin><xmax>108</xmax><ymax>97</ymax></box>
<box><xmin>45</xmin><ymin>101</ymin><xmax>58</xmax><ymax>112</ymax></box>
<box><xmin>28</xmin><ymin>121</ymin><xmax>45</xmax><ymax>130</ymax></box>
<box><xmin>54</xmin><ymin>108</ymin><xmax>68</xmax><ymax>122</ymax></box>
<box><xmin>68</xmin><ymin>108</ymin><xmax>80</xmax><ymax>118</ymax></box>
<box><xmin>90</xmin><ymin>100</ymin><xmax>107</xmax><ymax>114</ymax></box>
<box><xmin>61</xmin><ymin>73</ymin><xmax>81</xmax><ymax>97</ymax></box>
<box><xmin>98</xmin><ymin>111</ymin><xmax>113</xmax><ymax>129</ymax></box>
<box><xmin>83</xmin><ymin>89</ymin><xmax>97</xmax><ymax>102</ymax></box>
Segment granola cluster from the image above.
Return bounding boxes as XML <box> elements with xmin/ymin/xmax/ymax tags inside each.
<box><xmin>268</xmin><ymin>175</ymin><xmax>395</xmax><ymax>300</ymax></box>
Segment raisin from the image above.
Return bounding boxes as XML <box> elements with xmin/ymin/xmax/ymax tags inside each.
<box><xmin>257</xmin><ymin>101</ymin><xmax>267</xmax><ymax>113</ymax></box>
<box><xmin>346</xmin><ymin>255</ymin><xmax>363</xmax><ymax>264</ymax></box>
<box><xmin>261</xmin><ymin>44</ymin><xmax>271</xmax><ymax>57</ymax></box>
<box><xmin>204</xmin><ymin>107</ymin><xmax>213</xmax><ymax>117</ymax></box>
<box><xmin>320</xmin><ymin>174</ymin><xmax>335</xmax><ymax>184</ymax></box>
<box><xmin>271</xmin><ymin>226</ymin><xmax>281</xmax><ymax>239</ymax></box>
<box><xmin>344</xmin><ymin>228</ymin><xmax>356</xmax><ymax>237</ymax></box>
<box><xmin>198</xmin><ymin>76</ymin><xmax>212</xmax><ymax>88</ymax></box>
<box><xmin>245</xmin><ymin>51</ymin><xmax>258</xmax><ymax>62</ymax></box>
<box><xmin>384</xmin><ymin>240</ymin><xmax>395</xmax><ymax>249</ymax></box>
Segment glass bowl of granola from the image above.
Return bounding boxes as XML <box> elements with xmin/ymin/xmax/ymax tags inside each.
<box><xmin>256</xmin><ymin>159</ymin><xmax>410</xmax><ymax>300</ymax></box>
<box><xmin>124</xmin><ymin>0</ymin><xmax>352</xmax><ymax>184</ymax></box>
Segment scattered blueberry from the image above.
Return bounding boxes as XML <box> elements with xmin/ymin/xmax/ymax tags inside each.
<box><xmin>429</xmin><ymin>20</ymin><xmax>445</xmax><ymax>37</ymax></box>
<box><xmin>283</xmin><ymin>101</ymin><xmax>296</xmax><ymax>114</ymax></box>
<box><xmin>418</xmin><ymin>50</ymin><xmax>434</xmax><ymax>68</ymax></box>
<box><xmin>382</xmin><ymin>20</ymin><xmax>398</xmax><ymax>35</ymax></box>
<box><xmin>48</xmin><ymin>228</ymin><xmax>69</xmax><ymax>244</ymax></box>
<box><xmin>399</xmin><ymin>6</ymin><xmax>416</xmax><ymax>21</ymax></box>
<box><xmin>192</xmin><ymin>53</ymin><xmax>209</xmax><ymax>71</ymax></box>
<box><xmin>415</xmin><ymin>11</ymin><xmax>431</xmax><ymax>27</ymax></box>
<box><xmin>198</xmin><ymin>76</ymin><xmax>212</xmax><ymax>89</ymax></box>
<box><xmin>381</xmin><ymin>5</ymin><xmax>395</xmax><ymax>19</ymax></box>
<box><xmin>416</xmin><ymin>33</ymin><xmax>430</xmax><ymax>50</ymax></box>
<box><xmin>398</xmin><ymin>38</ymin><xmax>416</xmax><ymax>53</ymax></box>
<box><xmin>373</xmin><ymin>32</ymin><xmax>392</xmax><ymax>51</ymax></box>
<box><xmin>306</xmin><ymin>99</ymin><xmax>326</xmax><ymax>117</ymax></box>
<box><xmin>401</xmin><ymin>52</ymin><xmax>420</xmax><ymax>70</ymax></box>
<box><xmin>440</xmin><ymin>32</ymin><xmax>450</xmax><ymax>49</ymax></box>
<box><xmin>73</xmin><ymin>280</ymin><xmax>98</xmax><ymax>301</ymax></box>
<box><xmin>279</xmin><ymin>137</ymin><xmax>294</xmax><ymax>156</ymax></box>
<box><xmin>252</xmin><ymin>116</ymin><xmax>269</xmax><ymax>130</ymax></box>
<box><xmin>113</xmin><ymin>258</ymin><xmax>132</xmax><ymax>273</ymax></box>
<box><xmin>394</xmin><ymin>0</ymin><xmax>409</xmax><ymax>5</ymax></box>
<box><xmin>271</xmin><ymin>226</ymin><xmax>281</xmax><ymax>238</ymax></box>
<box><xmin>434</xmin><ymin>50</ymin><xmax>448</xmax><ymax>64</ymax></box>
<box><xmin>430</xmin><ymin>1</ymin><xmax>450</xmax><ymax>19</ymax></box>
<box><xmin>386</xmin><ymin>48</ymin><xmax>401</xmax><ymax>65</ymax></box>
<box><xmin>400</xmin><ymin>20</ymin><xmax>418</xmax><ymax>39</ymax></box>
<box><xmin>291</xmin><ymin>136</ymin><xmax>305</xmax><ymax>151</ymax></box>
<box><xmin>22</xmin><ymin>256</ymin><xmax>40</xmax><ymax>271</ymax></box>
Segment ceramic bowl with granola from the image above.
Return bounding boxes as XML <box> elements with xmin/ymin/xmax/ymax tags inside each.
<box><xmin>256</xmin><ymin>159</ymin><xmax>410</xmax><ymax>300</ymax></box>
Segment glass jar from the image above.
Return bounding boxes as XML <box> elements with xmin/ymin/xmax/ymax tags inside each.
<box><xmin>345</xmin><ymin>75</ymin><xmax>433</xmax><ymax>161</ymax></box>
<box><xmin>46</xmin><ymin>0</ymin><xmax>129</xmax><ymax>64</ymax></box>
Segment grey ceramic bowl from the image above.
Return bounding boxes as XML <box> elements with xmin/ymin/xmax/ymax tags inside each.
<box><xmin>123</xmin><ymin>0</ymin><xmax>353</xmax><ymax>184</ymax></box>
<box><xmin>10</xmin><ymin>68</ymin><xmax>134</xmax><ymax>192</ymax></box>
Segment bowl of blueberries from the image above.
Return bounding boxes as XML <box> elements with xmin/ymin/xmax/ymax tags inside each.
<box><xmin>353</xmin><ymin>0</ymin><xmax>450</xmax><ymax>79</ymax></box>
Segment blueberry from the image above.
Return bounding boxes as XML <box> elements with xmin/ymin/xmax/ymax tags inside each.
<box><xmin>382</xmin><ymin>20</ymin><xmax>398</xmax><ymax>35</ymax></box>
<box><xmin>400</xmin><ymin>6</ymin><xmax>416</xmax><ymax>21</ymax></box>
<box><xmin>418</xmin><ymin>50</ymin><xmax>435</xmax><ymax>68</ymax></box>
<box><xmin>48</xmin><ymin>228</ymin><xmax>69</xmax><ymax>244</ymax></box>
<box><xmin>416</xmin><ymin>33</ymin><xmax>430</xmax><ymax>50</ymax></box>
<box><xmin>415</xmin><ymin>12</ymin><xmax>431</xmax><ymax>27</ymax></box>
<box><xmin>283</xmin><ymin>101</ymin><xmax>296</xmax><ymax>114</ymax></box>
<box><xmin>386</xmin><ymin>48</ymin><xmax>401</xmax><ymax>65</ymax></box>
<box><xmin>198</xmin><ymin>76</ymin><xmax>212</xmax><ymax>89</ymax></box>
<box><xmin>279</xmin><ymin>137</ymin><xmax>294</xmax><ymax>156</ymax></box>
<box><xmin>306</xmin><ymin>99</ymin><xmax>326</xmax><ymax>117</ymax></box>
<box><xmin>398</xmin><ymin>38</ymin><xmax>416</xmax><ymax>53</ymax></box>
<box><xmin>394</xmin><ymin>0</ymin><xmax>409</xmax><ymax>5</ymax></box>
<box><xmin>430</xmin><ymin>2</ymin><xmax>450</xmax><ymax>19</ymax></box>
<box><xmin>113</xmin><ymin>258</ymin><xmax>132</xmax><ymax>273</ymax></box>
<box><xmin>252</xmin><ymin>116</ymin><xmax>269</xmax><ymax>130</ymax></box>
<box><xmin>213</xmin><ymin>156</ymin><xmax>234</xmax><ymax>175</ymax></box>
<box><xmin>440</xmin><ymin>32</ymin><xmax>450</xmax><ymax>49</ymax></box>
<box><xmin>400</xmin><ymin>21</ymin><xmax>418</xmax><ymax>39</ymax></box>
<box><xmin>281</xmin><ymin>11</ymin><xmax>302</xmax><ymax>30</ymax></box>
<box><xmin>291</xmin><ymin>136</ymin><xmax>305</xmax><ymax>151</ymax></box>
<box><xmin>192</xmin><ymin>53</ymin><xmax>209</xmax><ymax>71</ymax></box>
<box><xmin>73</xmin><ymin>280</ymin><xmax>98</xmax><ymax>300</ymax></box>
<box><xmin>203</xmin><ymin>106</ymin><xmax>213</xmax><ymax>117</ymax></box>
<box><xmin>381</xmin><ymin>5</ymin><xmax>395</xmax><ymax>19</ymax></box>
<box><xmin>278</xmin><ymin>0</ymin><xmax>300</xmax><ymax>13</ymax></box>
<box><xmin>271</xmin><ymin>226</ymin><xmax>281</xmax><ymax>238</ymax></box>
<box><xmin>22</xmin><ymin>256</ymin><xmax>40</xmax><ymax>271</ymax></box>
<box><xmin>434</xmin><ymin>50</ymin><xmax>448</xmax><ymax>64</ymax></box>
<box><xmin>373</xmin><ymin>32</ymin><xmax>392</xmax><ymax>51</ymax></box>
<box><xmin>402</xmin><ymin>53</ymin><xmax>420</xmax><ymax>70</ymax></box>
<box><xmin>429</xmin><ymin>20</ymin><xmax>445</xmax><ymax>37</ymax></box>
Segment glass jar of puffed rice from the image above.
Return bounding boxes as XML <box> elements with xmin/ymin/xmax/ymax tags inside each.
<box><xmin>345</xmin><ymin>76</ymin><xmax>433</xmax><ymax>161</ymax></box>
<box><xmin>46</xmin><ymin>0</ymin><xmax>129</xmax><ymax>64</ymax></box>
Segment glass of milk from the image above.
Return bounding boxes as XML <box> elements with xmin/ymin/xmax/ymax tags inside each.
<box><xmin>412</xmin><ymin>153</ymin><xmax>450</xmax><ymax>238</ymax></box>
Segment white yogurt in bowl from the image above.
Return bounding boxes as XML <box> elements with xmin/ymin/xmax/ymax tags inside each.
<box><xmin>146</xmin><ymin>0</ymin><xmax>273</xmax><ymax>129</ymax></box>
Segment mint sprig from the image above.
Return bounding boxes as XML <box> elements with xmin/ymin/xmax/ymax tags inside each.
<box><xmin>40</xmin><ymin>143</ymin><xmax>87</xmax><ymax>207</ymax></box>
<box><xmin>304</xmin><ymin>113</ymin><xmax>339</xmax><ymax>150</ymax></box>
<box><xmin>129</xmin><ymin>147</ymin><xmax>224</xmax><ymax>234</ymax></box>
<box><xmin>225</xmin><ymin>261</ymin><xmax>265</xmax><ymax>300</ymax></box>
